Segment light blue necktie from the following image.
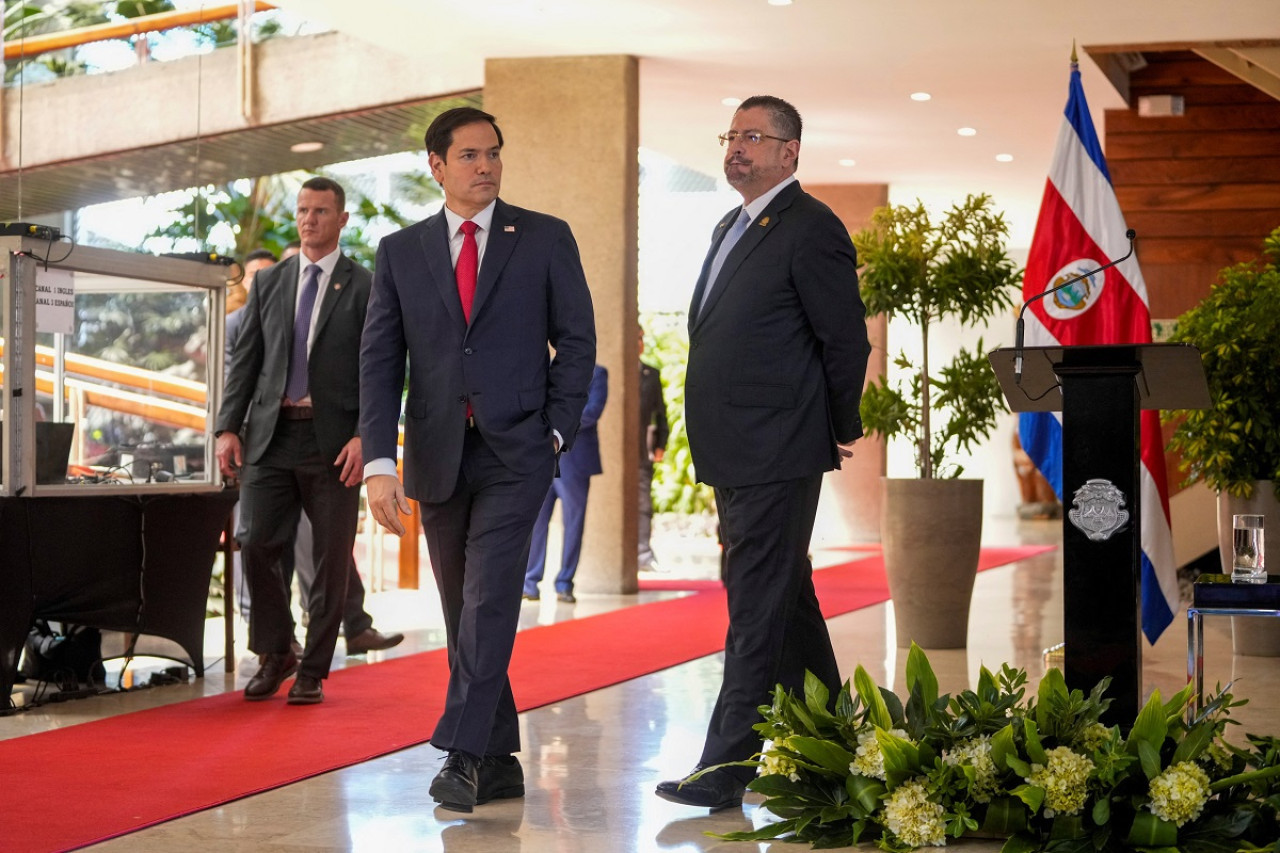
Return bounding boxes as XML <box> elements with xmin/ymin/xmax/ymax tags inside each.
<box><xmin>699</xmin><ymin>208</ymin><xmax>751</xmax><ymax>314</ymax></box>
<box><xmin>285</xmin><ymin>264</ymin><xmax>321</xmax><ymax>403</ymax></box>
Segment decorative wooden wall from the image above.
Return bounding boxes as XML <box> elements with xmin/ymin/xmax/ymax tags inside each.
<box><xmin>1104</xmin><ymin>51</ymin><xmax>1280</xmax><ymax>321</ymax></box>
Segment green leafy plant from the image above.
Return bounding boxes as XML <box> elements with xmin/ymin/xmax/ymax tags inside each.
<box><xmin>851</xmin><ymin>194</ymin><xmax>1022</xmax><ymax>478</ymax></box>
<box><xmin>712</xmin><ymin>645</ymin><xmax>1280</xmax><ymax>851</ymax></box>
<box><xmin>1165</xmin><ymin>226</ymin><xmax>1280</xmax><ymax>500</ymax></box>
<box><xmin>642</xmin><ymin>312</ymin><xmax>714</xmax><ymax>515</ymax></box>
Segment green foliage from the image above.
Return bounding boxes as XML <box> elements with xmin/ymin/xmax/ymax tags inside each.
<box><xmin>1165</xmin><ymin>226</ymin><xmax>1280</xmax><ymax>499</ymax></box>
<box><xmin>641</xmin><ymin>312</ymin><xmax>715</xmax><ymax>514</ymax></box>
<box><xmin>712</xmin><ymin>645</ymin><xmax>1280</xmax><ymax>851</ymax></box>
<box><xmin>851</xmin><ymin>194</ymin><xmax>1023</xmax><ymax>478</ymax></box>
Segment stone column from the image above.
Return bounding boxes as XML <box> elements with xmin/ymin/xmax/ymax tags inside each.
<box><xmin>484</xmin><ymin>55</ymin><xmax>640</xmax><ymax>593</ymax></box>
<box><xmin>805</xmin><ymin>183</ymin><xmax>889</xmax><ymax>547</ymax></box>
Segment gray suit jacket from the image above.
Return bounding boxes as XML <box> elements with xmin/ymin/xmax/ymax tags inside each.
<box><xmin>360</xmin><ymin>199</ymin><xmax>597</xmax><ymax>503</ymax></box>
<box><xmin>217</xmin><ymin>253</ymin><xmax>373</xmax><ymax>464</ymax></box>
<box><xmin>685</xmin><ymin>180</ymin><xmax>871</xmax><ymax>488</ymax></box>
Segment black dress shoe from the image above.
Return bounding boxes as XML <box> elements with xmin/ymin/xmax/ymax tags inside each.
<box><xmin>345</xmin><ymin>627</ymin><xmax>405</xmax><ymax>655</ymax></box>
<box><xmin>286</xmin><ymin>675</ymin><xmax>324</xmax><ymax>705</ymax></box>
<box><xmin>477</xmin><ymin>754</ymin><xmax>525</xmax><ymax>804</ymax></box>
<box><xmin>431</xmin><ymin>750</ymin><xmax>480</xmax><ymax>812</ymax></box>
<box><xmin>556</xmin><ymin>591</ymin><xmax>577</xmax><ymax>603</ymax></box>
<box><xmin>244</xmin><ymin>651</ymin><xmax>298</xmax><ymax>701</ymax></box>
<box><xmin>655</xmin><ymin>765</ymin><xmax>746</xmax><ymax>810</ymax></box>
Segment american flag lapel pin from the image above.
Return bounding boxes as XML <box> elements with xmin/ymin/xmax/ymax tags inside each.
<box><xmin>504</xmin><ymin>225</ymin><xmax>516</xmax><ymax>232</ymax></box>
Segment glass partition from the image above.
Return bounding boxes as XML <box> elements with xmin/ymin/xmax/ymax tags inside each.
<box><xmin>2</xmin><ymin>237</ymin><xmax>226</xmax><ymax>495</ymax></box>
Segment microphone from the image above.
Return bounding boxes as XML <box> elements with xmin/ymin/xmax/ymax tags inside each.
<box><xmin>161</xmin><ymin>251</ymin><xmax>239</xmax><ymax>266</ymax></box>
<box><xmin>1014</xmin><ymin>229</ymin><xmax>1136</xmax><ymax>384</ymax></box>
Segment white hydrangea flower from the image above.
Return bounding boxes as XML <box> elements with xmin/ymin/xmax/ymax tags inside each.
<box><xmin>942</xmin><ymin>735</ymin><xmax>999</xmax><ymax>803</ymax></box>
<box><xmin>882</xmin><ymin>778</ymin><xmax>947</xmax><ymax>847</ymax></box>
<box><xmin>760</xmin><ymin>749</ymin><xmax>801</xmax><ymax>782</ymax></box>
<box><xmin>1147</xmin><ymin>761</ymin><xmax>1211</xmax><ymax>827</ymax></box>
<box><xmin>1025</xmin><ymin>746</ymin><xmax>1094</xmax><ymax>817</ymax></box>
<box><xmin>850</xmin><ymin>728</ymin><xmax>909</xmax><ymax>781</ymax></box>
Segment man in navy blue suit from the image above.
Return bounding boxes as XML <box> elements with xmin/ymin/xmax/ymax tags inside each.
<box><xmin>360</xmin><ymin>107</ymin><xmax>596</xmax><ymax>814</ymax></box>
<box><xmin>523</xmin><ymin>364</ymin><xmax>608</xmax><ymax>603</ymax></box>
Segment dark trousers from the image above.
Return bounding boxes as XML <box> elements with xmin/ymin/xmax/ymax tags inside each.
<box><xmin>523</xmin><ymin>471</ymin><xmax>591</xmax><ymax>595</ymax></box>
<box><xmin>700</xmin><ymin>473</ymin><xmax>839</xmax><ymax>779</ymax></box>
<box><xmin>420</xmin><ymin>428</ymin><xmax>555</xmax><ymax>757</ymax></box>
<box><xmin>293</xmin><ymin>512</ymin><xmax>374</xmax><ymax>638</ymax></box>
<box><xmin>638</xmin><ymin>464</ymin><xmax>656</xmax><ymax>565</ymax></box>
<box><xmin>238</xmin><ymin>419</ymin><xmax>360</xmax><ymax>680</ymax></box>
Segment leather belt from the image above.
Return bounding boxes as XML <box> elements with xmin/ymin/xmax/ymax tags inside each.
<box><xmin>279</xmin><ymin>405</ymin><xmax>314</xmax><ymax>420</ymax></box>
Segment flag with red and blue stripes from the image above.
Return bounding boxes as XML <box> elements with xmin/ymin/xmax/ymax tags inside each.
<box><xmin>1018</xmin><ymin>62</ymin><xmax>1178</xmax><ymax>643</ymax></box>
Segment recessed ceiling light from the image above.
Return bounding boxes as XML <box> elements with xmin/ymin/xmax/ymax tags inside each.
<box><xmin>995</xmin><ymin>153</ymin><xmax>1014</xmax><ymax>162</ymax></box>
<box><xmin>910</xmin><ymin>92</ymin><xmax>931</xmax><ymax>102</ymax></box>
<box><xmin>290</xmin><ymin>141</ymin><xmax>324</xmax><ymax>153</ymax></box>
<box><xmin>721</xmin><ymin>97</ymin><xmax>742</xmax><ymax>107</ymax></box>
<box><xmin>767</xmin><ymin>0</ymin><xmax>793</xmax><ymax>5</ymax></box>
<box><xmin>957</xmin><ymin>127</ymin><xmax>977</xmax><ymax>137</ymax></box>
<box><xmin>838</xmin><ymin>158</ymin><xmax>857</xmax><ymax>167</ymax></box>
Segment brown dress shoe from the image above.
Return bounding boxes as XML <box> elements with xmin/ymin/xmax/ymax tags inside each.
<box><xmin>286</xmin><ymin>675</ymin><xmax>324</xmax><ymax>705</ymax></box>
<box><xmin>345</xmin><ymin>627</ymin><xmax>405</xmax><ymax>655</ymax></box>
<box><xmin>244</xmin><ymin>651</ymin><xmax>298</xmax><ymax>701</ymax></box>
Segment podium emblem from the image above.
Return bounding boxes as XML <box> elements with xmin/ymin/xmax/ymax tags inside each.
<box><xmin>1068</xmin><ymin>478</ymin><xmax>1129</xmax><ymax>541</ymax></box>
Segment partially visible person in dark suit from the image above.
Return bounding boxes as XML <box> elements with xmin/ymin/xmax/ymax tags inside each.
<box><xmin>523</xmin><ymin>363</ymin><xmax>608</xmax><ymax>603</ymax></box>
<box><xmin>360</xmin><ymin>107</ymin><xmax>596</xmax><ymax>813</ymax></box>
<box><xmin>637</xmin><ymin>326</ymin><xmax>669</xmax><ymax>572</ymax></box>
<box><xmin>224</xmin><ymin>248</ymin><xmax>278</xmax><ymax>628</ymax></box>
<box><xmin>656</xmin><ymin>95</ymin><xmax>871</xmax><ymax>811</ymax></box>
<box><xmin>216</xmin><ymin>176</ymin><xmax>372</xmax><ymax>706</ymax></box>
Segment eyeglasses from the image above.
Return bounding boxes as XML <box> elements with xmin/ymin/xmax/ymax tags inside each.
<box><xmin>718</xmin><ymin>131</ymin><xmax>791</xmax><ymax>147</ymax></box>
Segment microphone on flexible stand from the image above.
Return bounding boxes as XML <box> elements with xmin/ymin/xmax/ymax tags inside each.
<box><xmin>1014</xmin><ymin>228</ymin><xmax>1136</xmax><ymax>384</ymax></box>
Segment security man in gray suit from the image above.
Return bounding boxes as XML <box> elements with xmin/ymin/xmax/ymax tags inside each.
<box><xmin>657</xmin><ymin>95</ymin><xmax>871</xmax><ymax>810</ymax></box>
<box><xmin>216</xmin><ymin>176</ymin><xmax>371</xmax><ymax>706</ymax></box>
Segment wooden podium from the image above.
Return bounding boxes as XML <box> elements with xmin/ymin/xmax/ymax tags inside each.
<box><xmin>989</xmin><ymin>343</ymin><xmax>1209</xmax><ymax>723</ymax></box>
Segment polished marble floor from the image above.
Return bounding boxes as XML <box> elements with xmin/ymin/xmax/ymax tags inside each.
<box><xmin>5</xmin><ymin>515</ymin><xmax>1277</xmax><ymax>852</ymax></box>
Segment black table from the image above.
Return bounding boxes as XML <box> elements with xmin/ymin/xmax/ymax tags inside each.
<box><xmin>1187</xmin><ymin>572</ymin><xmax>1280</xmax><ymax>715</ymax></box>
<box><xmin>1</xmin><ymin>490</ymin><xmax>237</xmax><ymax>703</ymax></box>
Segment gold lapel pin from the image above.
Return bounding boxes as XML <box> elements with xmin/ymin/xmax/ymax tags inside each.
<box><xmin>759</xmin><ymin>216</ymin><xmax>770</xmax><ymax>227</ymax></box>
<box><xmin>333</xmin><ymin>283</ymin><xmax>342</xmax><ymax>290</ymax></box>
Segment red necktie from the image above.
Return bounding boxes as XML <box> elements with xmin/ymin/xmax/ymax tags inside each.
<box><xmin>457</xmin><ymin>220</ymin><xmax>478</xmax><ymax>322</ymax></box>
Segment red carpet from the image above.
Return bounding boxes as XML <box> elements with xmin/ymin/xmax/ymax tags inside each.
<box><xmin>0</xmin><ymin>544</ymin><xmax>1051</xmax><ymax>852</ymax></box>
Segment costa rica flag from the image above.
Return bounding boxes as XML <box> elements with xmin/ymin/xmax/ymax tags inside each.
<box><xmin>1018</xmin><ymin>62</ymin><xmax>1179</xmax><ymax>643</ymax></box>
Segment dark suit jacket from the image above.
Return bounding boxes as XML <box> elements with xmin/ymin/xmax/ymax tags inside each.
<box><xmin>685</xmin><ymin>181</ymin><xmax>871</xmax><ymax>488</ymax></box>
<box><xmin>560</xmin><ymin>364</ymin><xmax>607</xmax><ymax>480</ymax></box>
<box><xmin>639</xmin><ymin>360</ymin><xmax>668</xmax><ymax>467</ymax></box>
<box><xmin>360</xmin><ymin>199</ymin><xmax>597</xmax><ymax>503</ymax></box>
<box><xmin>217</xmin><ymin>253</ymin><xmax>372</xmax><ymax>464</ymax></box>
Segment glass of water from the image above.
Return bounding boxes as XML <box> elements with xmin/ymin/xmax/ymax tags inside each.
<box><xmin>1232</xmin><ymin>514</ymin><xmax>1266</xmax><ymax>582</ymax></box>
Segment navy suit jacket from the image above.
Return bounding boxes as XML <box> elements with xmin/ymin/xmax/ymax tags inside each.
<box><xmin>217</xmin><ymin>253</ymin><xmax>371</xmax><ymax>464</ymax></box>
<box><xmin>559</xmin><ymin>364</ymin><xmax>607</xmax><ymax>480</ymax></box>
<box><xmin>360</xmin><ymin>199</ymin><xmax>597</xmax><ymax>503</ymax></box>
<box><xmin>685</xmin><ymin>181</ymin><xmax>871</xmax><ymax>488</ymax></box>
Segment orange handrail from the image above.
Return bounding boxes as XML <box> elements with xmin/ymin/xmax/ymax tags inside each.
<box><xmin>0</xmin><ymin>340</ymin><xmax>209</xmax><ymax>404</ymax></box>
<box><xmin>3</xmin><ymin>2</ymin><xmax>276</xmax><ymax>61</ymax></box>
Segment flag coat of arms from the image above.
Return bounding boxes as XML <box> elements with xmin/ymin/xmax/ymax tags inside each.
<box><xmin>1018</xmin><ymin>63</ymin><xmax>1179</xmax><ymax>643</ymax></box>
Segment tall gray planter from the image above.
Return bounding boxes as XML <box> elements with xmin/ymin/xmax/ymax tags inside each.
<box><xmin>882</xmin><ymin>478</ymin><xmax>983</xmax><ymax>649</ymax></box>
<box><xmin>1216</xmin><ymin>481</ymin><xmax>1280</xmax><ymax>656</ymax></box>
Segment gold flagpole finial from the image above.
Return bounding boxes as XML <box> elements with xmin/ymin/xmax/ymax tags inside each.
<box><xmin>1071</xmin><ymin>40</ymin><xmax>1078</xmax><ymax>65</ymax></box>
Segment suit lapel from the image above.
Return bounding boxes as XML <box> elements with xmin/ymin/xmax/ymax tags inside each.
<box><xmin>275</xmin><ymin>255</ymin><xmax>301</xmax><ymax>344</ymax></box>
<box><xmin>689</xmin><ymin>208</ymin><xmax>739</xmax><ymax>332</ymax></box>
<box><xmin>419</xmin><ymin>212</ymin><xmax>468</xmax><ymax>330</ymax></box>
<box><xmin>693</xmin><ymin>182</ymin><xmax>802</xmax><ymax>330</ymax></box>
<box><xmin>470</xmin><ymin>199</ymin><xmax>519</xmax><ymax>325</ymax></box>
<box><xmin>313</xmin><ymin>254</ymin><xmax>352</xmax><ymax>340</ymax></box>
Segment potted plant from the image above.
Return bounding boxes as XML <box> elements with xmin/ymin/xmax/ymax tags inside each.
<box><xmin>851</xmin><ymin>194</ymin><xmax>1023</xmax><ymax>648</ymax></box>
<box><xmin>1167</xmin><ymin>225</ymin><xmax>1280</xmax><ymax>655</ymax></box>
